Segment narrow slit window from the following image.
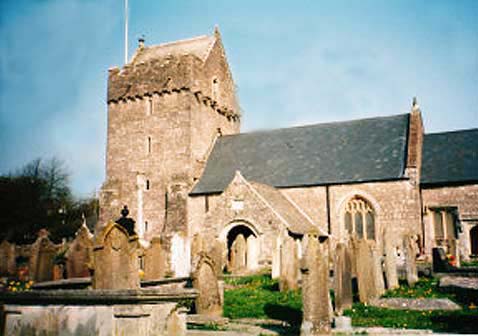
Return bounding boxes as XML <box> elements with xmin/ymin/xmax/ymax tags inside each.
<box><xmin>146</xmin><ymin>180</ymin><xmax>150</xmax><ymax>190</ymax></box>
<box><xmin>144</xmin><ymin>221</ymin><xmax>148</xmax><ymax>233</ymax></box>
<box><xmin>146</xmin><ymin>97</ymin><xmax>153</xmax><ymax>115</ymax></box>
<box><xmin>147</xmin><ymin>136</ymin><xmax>152</xmax><ymax>154</ymax></box>
<box><xmin>205</xmin><ymin>195</ymin><xmax>210</xmax><ymax>212</ymax></box>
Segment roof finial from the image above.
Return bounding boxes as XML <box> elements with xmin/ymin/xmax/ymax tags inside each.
<box><xmin>412</xmin><ymin>96</ymin><xmax>420</xmax><ymax>113</ymax></box>
<box><xmin>214</xmin><ymin>25</ymin><xmax>221</xmax><ymax>39</ymax></box>
<box><xmin>138</xmin><ymin>35</ymin><xmax>145</xmax><ymax>49</ymax></box>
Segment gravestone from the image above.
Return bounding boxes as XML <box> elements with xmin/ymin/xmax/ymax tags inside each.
<box><xmin>383</xmin><ymin>240</ymin><xmax>399</xmax><ymax>289</ymax></box>
<box><xmin>300</xmin><ymin>232</ymin><xmax>331</xmax><ymax>335</ymax></box>
<box><xmin>404</xmin><ymin>235</ymin><xmax>418</xmax><ymax>286</ymax></box>
<box><xmin>372</xmin><ymin>246</ymin><xmax>385</xmax><ymax>297</ymax></box>
<box><xmin>93</xmin><ymin>221</ymin><xmax>140</xmax><ymax>289</ymax></box>
<box><xmin>355</xmin><ymin>239</ymin><xmax>382</xmax><ymax>303</ymax></box>
<box><xmin>144</xmin><ymin>236</ymin><xmax>166</xmax><ymax>280</ymax></box>
<box><xmin>66</xmin><ymin>222</ymin><xmax>94</xmax><ymax>278</ymax></box>
<box><xmin>30</xmin><ymin>230</ymin><xmax>58</xmax><ymax>282</ymax></box>
<box><xmin>230</xmin><ymin>234</ymin><xmax>247</xmax><ymax>273</ymax></box>
<box><xmin>334</xmin><ymin>243</ymin><xmax>353</xmax><ymax>314</ymax></box>
<box><xmin>0</xmin><ymin>240</ymin><xmax>16</xmax><ymax>276</ymax></box>
<box><xmin>191</xmin><ymin>253</ymin><xmax>222</xmax><ymax>317</ymax></box>
<box><xmin>280</xmin><ymin>234</ymin><xmax>299</xmax><ymax>291</ymax></box>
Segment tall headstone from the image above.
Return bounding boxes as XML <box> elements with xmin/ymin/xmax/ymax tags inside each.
<box><xmin>279</xmin><ymin>234</ymin><xmax>299</xmax><ymax>291</ymax></box>
<box><xmin>403</xmin><ymin>235</ymin><xmax>418</xmax><ymax>286</ymax></box>
<box><xmin>191</xmin><ymin>253</ymin><xmax>222</xmax><ymax>317</ymax></box>
<box><xmin>300</xmin><ymin>232</ymin><xmax>331</xmax><ymax>335</ymax></box>
<box><xmin>355</xmin><ymin>239</ymin><xmax>382</xmax><ymax>304</ymax></box>
<box><xmin>383</xmin><ymin>240</ymin><xmax>399</xmax><ymax>289</ymax></box>
<box><xmin>371</xmin><ymin>246</ymin><xmax>385</xmax><ymax>297</ymax></box>
<box><xmin>66</xmin><ymin>222</ymin><xmax>94</xmax><ymax>278</ymax></box>
<box><xmin>93</xmin><ymin>221</ymin><xmax>140</xmax><ymax>289</ymax></box>
<box><xmin>144</xmin><ymin>236</ymin><xmax>166</xmax><ymax>280</ymax></box>
<box><xmin>334</xmin><ymin>243</ymin><xmax>353</xmax><ymax>314</ymax></box>
<box><xmin>230</xmin><ymin>234</ymin><xmax>247</xmax><ymax>273</ymax></box>
<box><xmin>30</xmin><ymin>230</ymin><xmax>58</xmax><ymax>282</ymax></box>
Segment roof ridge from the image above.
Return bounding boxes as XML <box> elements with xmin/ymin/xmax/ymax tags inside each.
<box><xmin>219</xmin><ymin>113</ymin><xmax>410</xmax><ymax>139</ymax></box>
<box><xmin>425</xmin><ymin>128</ymin><xmax>478</xmax><ymax>136</ymax></box>
<box><xmin>146</xmin><ymin>34</ymin><xmax>212</xmax><ymax>50</ymax></box>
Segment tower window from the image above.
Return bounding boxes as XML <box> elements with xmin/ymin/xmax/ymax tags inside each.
<box><xmin>146</xmin><ymin>97</ymin><xmax>153</xmax><ymax>115</ymax></box>
<box><xmin>144</xmin><ymin>221</ymin><xmax>149</xmax><ymax>233</ymax></box>
<box><xmin>205</xmin><ymin>195</ymin><xmax>210</xmax><ymax>212</ymax></box>
<box><xmin>146</xmin><ymin>180</ymin><xmax>150</xmax><ymax>190</ymax></box>
<box><xmin>212</xmin><ymin>77</ymin><xmax>219</xmax><ymax>101</ymax></box>
<box><xmin>147</xmin><ymin>136</ymin><xmax>152</xmax><ymax>154</ymax></box>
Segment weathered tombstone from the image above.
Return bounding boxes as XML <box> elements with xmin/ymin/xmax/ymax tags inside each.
<box><xmin>334</xmin><ymin>243</ymin><xmax>353</xmax><ymax>314</ymax></box>
<box><xmin>246</xmin><ymin>235</ymin><xmax>259</xmax><ymax>271</ymax></box>
<box><xmin>355</xmin><ymin>239</ymin><xmax>382</xmax><ymax>304</ymax></box>
<box><xmin>300</xmin><ymin>232</ymin><xmax>331</xmax><ymax>335</ymax></box>
<box><xmin>279</xmin><ymin>234</ymin><xmax>299</xmax><ymax>291</ymax></box>
<box><xmin>66</xmin><ymin>222</ymin><xmax>94</xmax><ymax>278</ymax></box>
<box><xmin>144</xmin><ymin>236</ymin><xmax>166</xmax><ymax>280</ymax></box>
<box><xmin>209</xmin><ymin>239</ymin><xmax>224</xmax><ymax>276</ymax></box>
<box><xmin>403</xmin><ymin>235</ymin><xmax>418</xmax><ymax>286</ymax></box>
<box><xmin>0</xmin><ymin>240</ymin><xmax>16</xmax><ymax>276</ymax></box>
<box><xmin>230</xmin><ymin>234</ymin><xmax>247</xmax><ymax>273</ymax></box>
<box><xmin>371</xmin><ymin>246</ymin><xmax>385</xmax><ymax>297</ymax></box>
<box><xmin>191</xmin><ymin>253</ymin><xmax>222</xmax><ymax>317</ymax></box>
<box><xmin>29</xmin><ymin>230</ymin><xmax>58</xmax><ymax>282</ymax></box>
<box><xmin>93</xmin><ymin>221</ymin><xmax>140</xmax><ymax>289</ymax></box>
<box><xmin>383</xmin><ymin>240</ymin><xmax>399</xmax><ymax>289</ymax></box>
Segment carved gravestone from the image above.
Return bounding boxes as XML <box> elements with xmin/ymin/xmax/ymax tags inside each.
<box><xmin>230</xmin><ymin>234</ymin><xmax>247</xmax><ymax>273</ymax></box>
<box><xmin>355</xmin><ymin>239</ymin><xmax>382</xmax><ymax>304</ymax></box>
<box><xmin>30</xmin><ymin>230</ymin><xmax>58</xmax><ymax>282</ymax></box>
<box><xmin>93</xmin><ymin>221</ymin><xmax>140</xmax><ymax>289</ymax></box>
<box><xmin>144</xmin><ymin>236</ymin><xmax>166</xmax><ymax>280</ymax></box>
<box><xmin>300</xmin><ymin>232</ymin><xmax>331</xmax><ymax>335</ymax></box>
<box><xmin>403</xmin><ymin>235</ymin><xmax>418</xmax><ymax>286</ymax></box>
<box><xmin>66</xmin><ymin>223</ymin><xmax>93</xmax><ymax>278</ymax></box>
<box><xmin>210</xmin><ymin>239</ymin><xmax>224</xmax><ymax>276</ymax></box>
<box><xmin>0</xmin><ymin>240</ymin><xmax>16</xmax><ymax>276</ymax></box>
<box><xmin>383</xmin><ymin>240</ymin><xmax>399</xmax><ymax>289</ymax></box>
<box><xmin>280</xmin><ymin>234</ymin><xmax>299</xmax><ymax>291</ymax></box>
<box><xmin>334</xmin><ymin>243</ymin><xmax>353</xmax><ymax>314</ymax></box>
<box><xmin>191</xmin><ymin>253</ymin><xmax>222</xmax><ymax>317</ymax></box>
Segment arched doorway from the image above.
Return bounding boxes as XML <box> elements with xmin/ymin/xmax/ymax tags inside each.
<box><xmin>226</xmin><ymin>224</ymin><xmax>259</xmax><ymax>273</ymax></box>
<box><xmin>471</xmin><ymin>225</ymin><xmax>478</xmax><ymax>256</ymax></box>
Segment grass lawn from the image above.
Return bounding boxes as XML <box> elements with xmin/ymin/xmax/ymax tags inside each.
<box><xmin>223</xmin><ymin>274</ymin><xmax>478</xmax><ymax>333</ymax></box>
<box><xmin>223</xmin><ymin>274</ymin><xmax>302</xmax><ymax>325</ymax></box>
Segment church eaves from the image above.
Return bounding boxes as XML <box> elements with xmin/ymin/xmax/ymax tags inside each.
<box><xmin>191</xmin><ymin>113</ymin><xmax>410</xmax><ymax>195</ymax></box>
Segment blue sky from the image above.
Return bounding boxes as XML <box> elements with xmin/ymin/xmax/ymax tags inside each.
<box><xmin>1</xmin><ymin>0</ymin><xmax>477</xmax><ymax>197</ymax></box>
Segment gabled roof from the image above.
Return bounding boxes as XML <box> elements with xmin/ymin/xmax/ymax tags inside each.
<box><xmin>421</xmin><ymin>128</ymin><xmax>478</xmax><ymax>186</ymax></box>
<box><xmin>131</xmin><ymin>35</ymin><xmax>216</xmax><ymax>64</ymax></box>
<box><xmin>248</xmin><ymin>181</ymin><xmax>324</xmax><ymax>236</ymax></box>
<box><xmin>192</xmin><ymin>113</ymin><xmax>410</xmax><ymax>194</ymax></box>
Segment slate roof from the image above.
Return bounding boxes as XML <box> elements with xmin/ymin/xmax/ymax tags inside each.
<box><xmin>192</xmin><ymin>113</ymin><xmax>410</xmax><ymax>194</ymax></box>
<box><xmin>131</xmin><ymin>35</ymin><xmax>215</xmax><ymax>64</ymax></box>
<box><xmin>421</xmin><ymin>129</ymin><xmax>478</xmax><ymax>186</ymax></box>
<box><xmin>248</xmin><ymin>181</ymin><xmax>324</xmax><ymax>236</ymax></box>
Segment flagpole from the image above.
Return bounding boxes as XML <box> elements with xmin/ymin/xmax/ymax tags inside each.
<box><xmin>124</xmin><ymin>0</ymin><xmax>128</xmax><ymax>64</ymax></box>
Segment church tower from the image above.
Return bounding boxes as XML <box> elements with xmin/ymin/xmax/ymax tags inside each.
<box><xmin>100</xmin><ymin>27</ymin><xmax>240</xmax><ymax>242</ymax></box>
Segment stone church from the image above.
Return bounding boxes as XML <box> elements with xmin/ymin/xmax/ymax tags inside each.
<box><xmin>99</xmin><ymin>27</ymin><xmax>478</xmax><ymax>277</ymax></box>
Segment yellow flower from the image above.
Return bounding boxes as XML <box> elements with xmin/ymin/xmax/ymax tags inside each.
<box><xmin>12</xmin><ymin>287</ymin><xmax>17</xmax><ymax>292</ymax></box>
<box><xmin>9</xmin><ymin>281</ymin><xmax>14</xmax><ymax>285</ymax></box>
<box><xmin>469</xmin><ymin>303</ymin><xmax>476</xmax><ymax>310</ymax></box>
<box><xmin>15</xmin><ymin>282</ymin><xmax>20</xmax><ymax>286</ymax></box>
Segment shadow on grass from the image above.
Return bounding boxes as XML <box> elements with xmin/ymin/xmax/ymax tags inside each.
<box><xmin>264</xmin><ymin>303</ymin><xmax>302</xmax><ymax>326</ymax></box>
<box><xmin>430</xmin><ymin>311</ymin><xmax>478</xmax><ymax>334</ymax></box>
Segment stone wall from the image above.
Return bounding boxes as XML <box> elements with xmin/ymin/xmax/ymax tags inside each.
<box><xmin>422</xmin><ymin>184</ymin><xmax>478</xmax><ymax>260</ymax></box>
<box><xmin>283</xmin><ymin>179</ymin><xmax>422</xmax><ymax>254</ymax></box>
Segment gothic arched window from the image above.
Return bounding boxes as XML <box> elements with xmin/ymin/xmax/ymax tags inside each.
<box><xmin>344</xmin><ymin>196</ymin><xmax>375</xmax><ymax>240</ymax></box>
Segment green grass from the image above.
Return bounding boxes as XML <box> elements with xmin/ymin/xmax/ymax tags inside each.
<box><xmin>224</xmin><ymin>274</ymin><xmax>302</xmax><ymax>325</ymax></box>
<box><xmin>462</xmin><ymin>260</ymin><xmax>478</xmax><ymax>267</ymax></box>
<box><xmin>344</xmin><ymin>303</ymin><xmax>478</xmax><ymax>333</ymax></box>
<box><xmin>382</xmin><ymin>278</ymin><xmax>450</xmax><ymax>299</ymax></box>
